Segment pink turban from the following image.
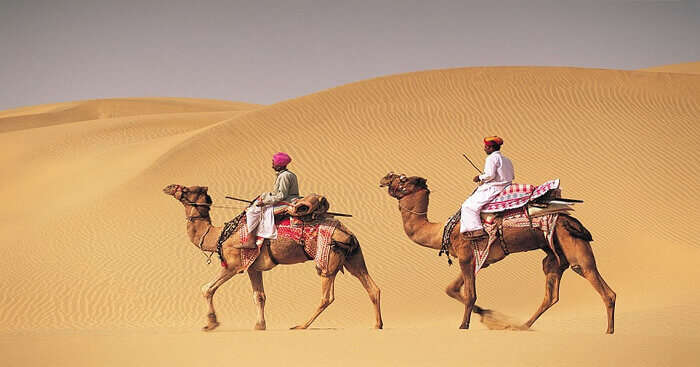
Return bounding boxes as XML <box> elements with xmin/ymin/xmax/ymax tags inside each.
<box><xmin>272</xmin><ymin>152</ymin><xmax>292</xmax><ymax>167</ymax></box>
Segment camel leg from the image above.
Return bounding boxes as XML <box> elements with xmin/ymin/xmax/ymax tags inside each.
<box><xmin>247</xmin><ymin>269</ymin><xmax>267</xmax><ymax>330</ymax></box>
<box><xmin>291</xmin><ymin>274</ymin><xmax>336</xmax><ymax>330</ymax></box>
<box><xmin>557</xmin><ymin>220</ymin><xmax>616</xmax><ymax>334</ymax></box>
<box><xmin>458</xmin><ymin>256</ymin><xmax>477</xmax><ymax>329</ymax></box>
<box><xmin>446</xmin><ymin>275</ymin><xmax>466</xmax><ymax>304</ymax></box>
<box><xmin>445</xmin><ymin>275</ymin><xmax>489</xmax><ymax>319</ymax></box>
<box><xmin>571</xmin><ymin>262</ymin><xmax>616</xmax><ymax>334</ymax></box>
<box><xmin>200</xmin><ymin>267</ymin><xmax>236</xmax><ymax>331</ymax></box>
<box><xmin>343</xmin><ymin>246</ymin><xmax>383</xmax><ymax>329</ymax></box>
<box><xmin>523</xmin><ymin>252</ymin><xmax>567</xmax><ymax>329</ymax></box>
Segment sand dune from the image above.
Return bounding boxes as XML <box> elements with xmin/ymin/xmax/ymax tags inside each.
<box><xmin>0</xmin><ymin>97</ymin><xmax>260</xmax><ymax>133</ymax></box>
<box><xmin>638</xmin><ymin>61</ymin><xmax>700</xmax><ymax>75</ymax></box>
<box><xmin>1</xmin><ymin>67</ymin><xmax>699</xmax><ymax>366</ymax></box>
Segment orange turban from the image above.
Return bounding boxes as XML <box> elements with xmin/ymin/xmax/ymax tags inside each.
<box><xmin>484</xmin><ymin>136</ymin><xmax>504</xmax><ymax>146</ymax></box>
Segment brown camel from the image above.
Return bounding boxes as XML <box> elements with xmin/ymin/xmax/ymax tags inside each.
<box><xmin>379</xmin><ymin>173</ymin><xmax>616</xmax><ymax>334</ymax></box>
<box><xmin>163</xmin><ymin>184</ymin><xmax>383</xmax><ymax>331</ymax></box>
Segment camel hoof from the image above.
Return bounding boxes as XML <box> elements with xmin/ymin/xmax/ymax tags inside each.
<box><xmin>290</xmin><ymin>325</ymin><xmax>307</xmax><ymax>330</ymax></box>
<box><xmin>202</xmin><ymin>322</ymin><xmax>220</xmax><ymax>332</ymax></box>
<box><xmin>374</xmin><ymin>323</ymin><xmax>383</xmax><ymax>330</ymax></box>
<box><xmin>254</xmin><ymin>322</ymin><xmax>266</xmax><ymax>330</ymax></box>
<box><xmin>459</xmin><ymin>324</ymin><xmax>469</xmax><ymax>330</ymax></box>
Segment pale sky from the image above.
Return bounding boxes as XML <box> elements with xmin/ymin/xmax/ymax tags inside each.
<box><xmin>1</xmin><ymin>0</ymin><xmax>698</xmax><ymax>110</ymax></box>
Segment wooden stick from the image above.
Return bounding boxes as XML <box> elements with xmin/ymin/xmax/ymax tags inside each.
<box><xmin>225</xmin><ymin>196</ymin><xmax>253</xmax><ymax>204</ymax></box>
<box><xmin>462</xmin><ymin>153</ymin><xmax>483</xmax><ymax>174</ymax></box>
<box><xmin>225</xmin><ymin>196</ymin><xmax>353</xmax><ymax>217</ymax></box>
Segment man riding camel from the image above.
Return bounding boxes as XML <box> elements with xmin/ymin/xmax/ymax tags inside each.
<box><xmin>244</xmin><ymin>152</ymin><xmax>300</xmax><ymax>247</ymax></box>
<box><xmin>460</xmin><ymin>136</ymin><xmax>514</xmax><ymax>239</ymax></box>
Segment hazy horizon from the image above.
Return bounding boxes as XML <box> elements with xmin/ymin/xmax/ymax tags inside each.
<box><xmin>1</xmin><ymin>0</ymin><xmax>699</xmax><ymax>110</ymax></box>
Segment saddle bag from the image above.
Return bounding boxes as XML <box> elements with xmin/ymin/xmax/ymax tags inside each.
<box><xmin>287</xmin><ymin>193</ymin><xmax>329</xmax><ymax>218</ymax></box>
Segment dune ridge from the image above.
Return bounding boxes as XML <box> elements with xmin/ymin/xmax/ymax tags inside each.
<box><xmin>0</xmin><ymin>97</ymin><xmax>261</xmax><ymax>133</ymax></box>
<box><xmin>637</xmin><ymin>61</ymin><xmax>700</xmax><ymax>75</ymax></box>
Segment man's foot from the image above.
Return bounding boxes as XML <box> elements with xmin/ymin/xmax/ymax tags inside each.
<box><xmin>234</xmin><ymin>235</ymin><xmax>259</xmax><ymax>249</ymax></box>
<box><xmin>462</xmin><ymin>228</ymin><xmax>487</xmax><ymax>239</ymax></box>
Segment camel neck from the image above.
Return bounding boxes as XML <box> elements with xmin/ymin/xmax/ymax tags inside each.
<box><xmin>397</xmin><ymin>190</ymin><xmax>443</xmax><ymax>249</ymax></box>
<box><xmin>185</xmin><ymin>212</ymin><xmax>218</xmax><ymax>252</ymax></box>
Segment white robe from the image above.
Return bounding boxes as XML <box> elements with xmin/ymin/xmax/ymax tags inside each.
<box><xmin>246</xmin><ymin>205</ymin><xmax>278</xmax><ymax>239</ymax></box>
<box><xmin>460</xmin><ymin>151</ymin><xmax>515</xmax><ymax>232</ymax></box>
<box><xmin>246</xmin><ymin>169</ymin><xmax>301</xmax><ymax>240</ymax></box>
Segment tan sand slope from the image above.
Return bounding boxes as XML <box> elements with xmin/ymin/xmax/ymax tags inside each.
<box><xmin>1</xmin><ymin>67</ymin><xmax>699</xmax><ymax>366</ymax></box>
<box><xmin>638</xmin><ymin>61</ymin><xmax>700</xmax><ymax>75</ymax></box>
<box><xmin>0</xmin><ymin>97</ymin><xmax>260</xmax><ymax>133</ymax></box>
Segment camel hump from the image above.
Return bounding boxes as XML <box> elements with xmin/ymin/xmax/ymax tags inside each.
<box><xmin>560</xmin><ymin>215</ymin><xmax>593</xmax><ymax>242</ymax></box>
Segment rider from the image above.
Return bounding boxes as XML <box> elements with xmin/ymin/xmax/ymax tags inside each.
<box><xmin>460</xmin><ymin>136</ymin><xmax>514</xmax><ymax>239</ymax></box>
<box><xmin>244</xmin><ymin>152</ymin><xmax>300</xmax><ymax>247</ymax></box>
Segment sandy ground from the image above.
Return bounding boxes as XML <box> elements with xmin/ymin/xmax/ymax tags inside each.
<box><xmin>1</xmin><ymin>66</ymin><xmax>699</xmax><ymax>366</ymax></box>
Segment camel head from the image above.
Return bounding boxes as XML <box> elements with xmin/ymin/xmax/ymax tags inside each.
<box><xmin>163</xmin><ymin>184</ymin><xmax>212</xmax><ymax>206</ymax></box>
<box><xmin>379</xmin><ymin>172</ymin><xmax>428</xmax><ymax>199</ymax></box>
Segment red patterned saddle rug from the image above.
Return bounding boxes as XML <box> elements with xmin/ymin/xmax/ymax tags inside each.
<box><xmin>482</xmin><ymin>179</ymin><xmax>560</xmax><ymax>213</ymax></box>
<box><xmin>235</xmin><ymin>215</ymin><xmax>339</xmax><ymax>274</ymax></box>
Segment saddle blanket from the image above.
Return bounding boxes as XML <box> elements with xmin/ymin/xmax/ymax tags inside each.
<box><xmin>238</xmin><ymin>215</ymin><xmax>339</xmax><ymax>274</ymax></box>
<box><xmin>480</xmin><ymin>211</ymin><xmax>559</xmax><ymax>273</ymax></box>
<box><xmin>443</xmin><ymin>209</ymin><xmax>559</xmax><ymax>274</ymax></box>
<box><xmin>482</xmin><ymin>179</ymin><xmax>560</xmax><ymax>213</ymax></box>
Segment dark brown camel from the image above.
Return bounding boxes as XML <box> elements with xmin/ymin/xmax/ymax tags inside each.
<box><xmin>379</xmin><ymin>173</ymin><xmax>616</xmax><ymax>333</ymax></box>
<box><xmin>163</xmin><ymin>184</ymin><xmax>383</xmax><ymax>331</ymax></box>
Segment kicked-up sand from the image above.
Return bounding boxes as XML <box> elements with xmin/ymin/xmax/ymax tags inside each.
<box><xmin>1</xmin><ymin>65</ymin><xmax>699</xmax><ymax>366</ymax></box>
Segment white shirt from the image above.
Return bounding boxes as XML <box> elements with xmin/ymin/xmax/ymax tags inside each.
<box><xmin>260</xmin><ymin>169</ymin><xmax>300</xmax><ymax>205</ymax></box>
<box><xmin>478</xmin><ymin>151</ymin><xmax>514</xmax><ymax>187</ymax></box>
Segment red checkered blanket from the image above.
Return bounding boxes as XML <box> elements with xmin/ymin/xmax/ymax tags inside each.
<box><xmin>237</xmin><ymin>215</ymin><xmax>339</xmax><ymax>274</ymax></box>
<box><xmin>482</xmin><ymin>179</ymin><xmax>560</xmax><ymax>213</ymax></box>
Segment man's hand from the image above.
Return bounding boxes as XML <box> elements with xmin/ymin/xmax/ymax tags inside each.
<box><xmin>255</xmin><ymin>198</ymin><xmax>265</xmax><ymax>207</ymax></box>
<box><xmin>473</xmin><ymin>175</ymin><xmax>481</xmax><ymax>183</ymax></box>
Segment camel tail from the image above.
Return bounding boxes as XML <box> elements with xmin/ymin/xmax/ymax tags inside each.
<box><xmin>561</xmin><ymin>214</ymin><xmax>593</xmax><ymax>242</ymax></box>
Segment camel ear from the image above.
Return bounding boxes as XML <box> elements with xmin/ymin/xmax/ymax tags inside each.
<box><xmin>201</xmin><ymin>186</ymin><xmax>208</xmax><ymax>193</ymax></box>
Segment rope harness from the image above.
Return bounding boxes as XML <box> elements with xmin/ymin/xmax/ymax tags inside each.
<box><xmin>215</xmin><ymin>211</ymin><xmax>247</xmax><ymax>266</ymax></box>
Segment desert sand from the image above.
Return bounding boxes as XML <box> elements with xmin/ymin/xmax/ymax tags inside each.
<box><xmin>1</xmin><ymin>66</ymin><xmax>699</xmax><ymax>366</ymax></box>
<box><xmin>639</xmin><ymin>61</ymin><xmax>700</xmax><ymax>75</ymax></box>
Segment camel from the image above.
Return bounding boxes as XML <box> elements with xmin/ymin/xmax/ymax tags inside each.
<box><xmin>163</xmin><ymin>184</ymin><xmax>383</xmax><ymax>331</ymax></box>
<box><xmin>379</xmin><ymin>173</ymin><xmax>616</xmax><ymax>334</ymax></box>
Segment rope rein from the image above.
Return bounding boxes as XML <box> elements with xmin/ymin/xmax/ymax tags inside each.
<box><xmin>177</xmin><ymin>188</ymin><xmax>238</xmax><ymax>264</ymax></box>
<box><xmin>197</xmin><ymin>225</ymin><xmax>215</xmax><ymax>264</ymax></box>
<box><xmin>397</xmin><ymin>203</ymin><xmax>428</xmax><ymax>216</ymax></box>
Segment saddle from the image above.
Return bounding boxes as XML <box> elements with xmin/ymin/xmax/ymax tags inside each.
<box><xmin>441</xmin><ymin>180</ymin><xmax>578</xmax><ymax>267</ymax></box>
<box><xmin>481</xmin><ymin>202</ymin><xmax>573</xmax><ymax>224</ymax></box>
